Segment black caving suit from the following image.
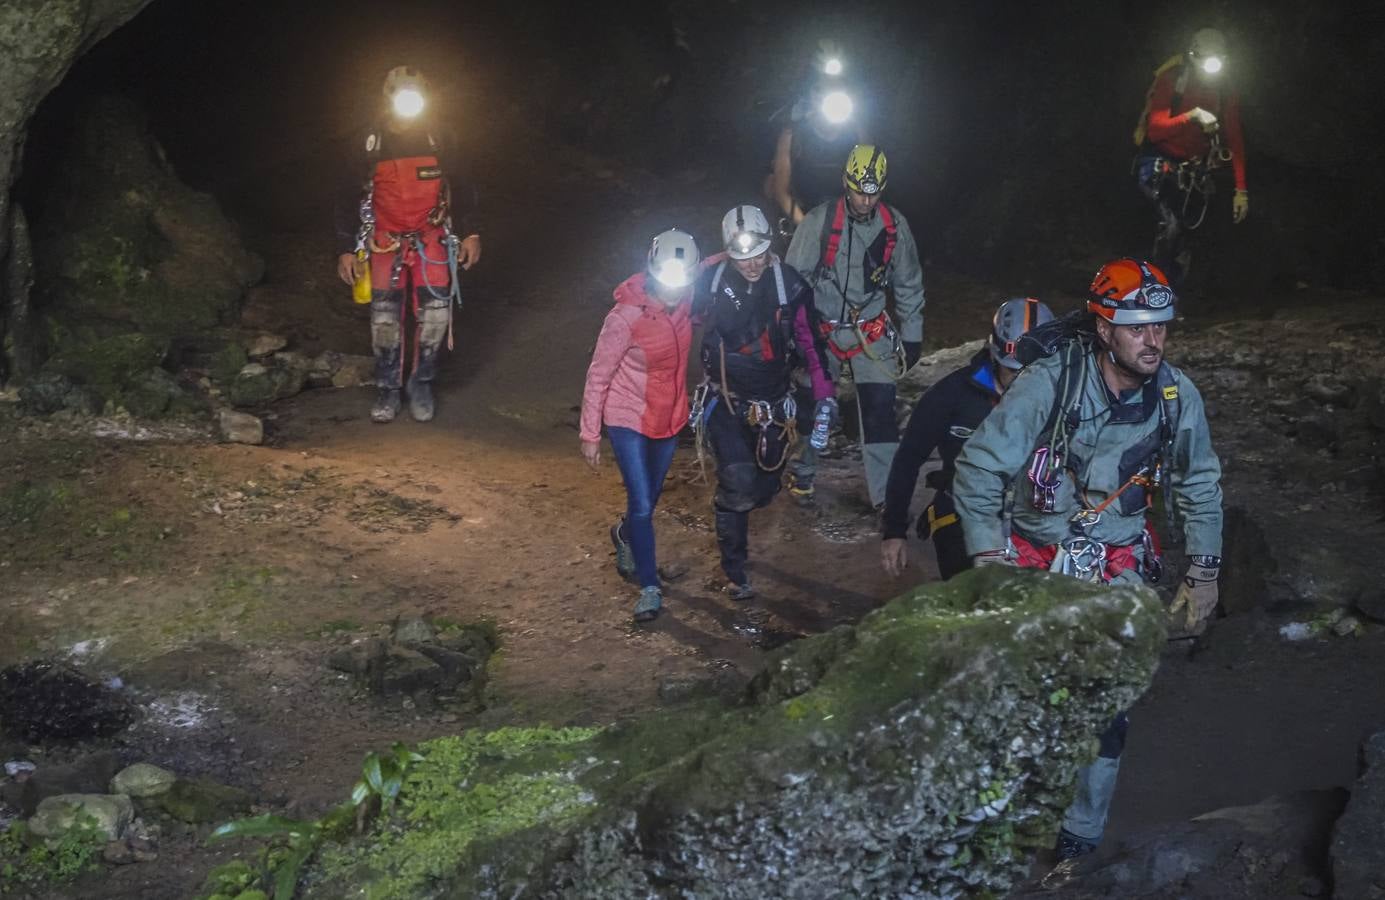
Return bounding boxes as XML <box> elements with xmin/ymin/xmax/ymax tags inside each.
<box><xmin>693</xmin><ymin>257</ymin><xmax>832</xmax><ymax>586</ymax></box>
<box><xmin>334</xmin><ymin>122</ymin><xmax>479</xmax><ymax>391</ymax></box>
<box><xmin>881</xmin><ymin>349</ymin><xmax>1002</xmax><ymax>579</ymax></box>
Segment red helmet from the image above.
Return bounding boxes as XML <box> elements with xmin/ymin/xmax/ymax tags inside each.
<box><xmin>1088</xmin><ymin>258</ymin><xmax>1176</xmax><ymax>325</ymax></box>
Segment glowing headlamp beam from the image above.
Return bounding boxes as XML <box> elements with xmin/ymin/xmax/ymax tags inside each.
<box><xmin>654</xmin><ymin>259</ymin><xmax>691</xmax><ymax>288</ymax></box>
<box><xmin>392</xmin><ymin>88</ymin><xmax>426</xmax><ymax>118</ymax></box>
<box><xmin>1200</xmin><ymin>55</ymin><xmax>1223</xmax><ymax>75</ymax></box>
<box><xmin>823</xmin><ymin>57</ymin><xmax>843</xmax><ymax>76</ymax></box>
<box><xmin>820</xmin><ymin>91</ymin><xmax>853</xmax><ymax>125</ymax></box>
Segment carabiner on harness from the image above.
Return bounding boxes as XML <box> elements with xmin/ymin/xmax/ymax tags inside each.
<box><xmin>1027</xmin><ymin>446</ymin><xmax>1063</xmax><ymax>513</ymax></box>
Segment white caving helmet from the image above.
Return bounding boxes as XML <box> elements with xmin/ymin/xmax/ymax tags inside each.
<box><xmin>721</xmin><ymin>205</ymin><xmax>773</xmax><ymax>260</ymax></box>
<box><xmin>990</xmin><ymin>297</ymin><xmax>1054</xmax><ymax>370</ymax></box>
<box><xmin>647</xmin><ymin>228</ymin><xmax>700</xmax><ymax>289</ymax></box>
<box><xmin>1189</xmin><ymin>28</ymin><xmax>1228</xmax><ymax>75</ymax></box>
<box><xmin>383</xmin><ymin>66</ymin><xmax>429</xmax><ymax>119</ymax></box>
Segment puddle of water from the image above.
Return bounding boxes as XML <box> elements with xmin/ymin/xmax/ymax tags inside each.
<box><xmin>811</xmin><ymin>517</ymin><xmax>875</xmax><ymax>544</ymax></box>
<box><xmin>145</xmin><ymin>691</ymin><xmax>218</xmax><ymax>729</ymax></box>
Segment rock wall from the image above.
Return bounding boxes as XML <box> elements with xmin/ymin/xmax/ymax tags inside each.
<box><xmin>21</xmin><ymin>93</ymin><xmax>262</xmax><ymax>414</ymax></box>
<box><xmin>0</xmin><ymin>0</ymin><xmax>153</xmax><ymax>382</ymax></box>
<box><xmin>305</xmin><ymin>568</ymin><xmax>1165</xmax><ymax>898</ymax></box>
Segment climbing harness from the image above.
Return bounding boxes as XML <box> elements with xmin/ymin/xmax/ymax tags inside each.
<box><xmin>1013</xmin><ymin>339</ymin><xmax>1184</xmax><ymax>562</ymax></box>
<box><xmin>810</xmin><ymin>198</ymin><xmax>905</xmax><ymax>378</ymax></box>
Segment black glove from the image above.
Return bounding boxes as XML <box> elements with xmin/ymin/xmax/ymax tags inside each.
<box><xmin>904</xmin><ymin>341</ymin><xmax>922</xmax><ymax>370</ymax></box>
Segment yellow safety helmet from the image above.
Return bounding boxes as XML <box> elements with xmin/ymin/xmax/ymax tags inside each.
<box><xmin>844</xmin><ymin>144</ymin><xmax>887</xmax><ymax>195</ymax></box>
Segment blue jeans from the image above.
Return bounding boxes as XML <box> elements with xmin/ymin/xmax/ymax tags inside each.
<box><xmin>607</xmin><ymin>427</ymin><xmax>678</xmax><ymax>588</ymax></box>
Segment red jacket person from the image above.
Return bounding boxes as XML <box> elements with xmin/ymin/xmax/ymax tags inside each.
<box><xmin>335</xmin><ymin>66</ymin><xmax>481</xmax><ymax>423</ymax></box>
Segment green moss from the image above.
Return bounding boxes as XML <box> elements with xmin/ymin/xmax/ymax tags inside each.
<box><xmin>314</xmin><ymin>727</ymin><xmax>600</xmax><ymax>899</ymax></box>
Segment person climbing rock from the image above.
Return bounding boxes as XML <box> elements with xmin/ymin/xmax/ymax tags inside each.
<box><xmin>880</xmin><ymin>298</ymin><xmax>1053</xmax><ymax>581</ymax></box>
<box><xmin>580</xmin><ymin>229</ymin><xmax>700</xmax><ymax>624</ymax></box>
<box><xmin>952</xmin><ymin>258</ymin><xmax>1225</xmax><ymax>860</ymax></box>
<box><xmin>785</xmin><ymin>144</ymin><xmax>926</xmax><ymax>510</ymax></box>
<box><xmin>691</xmin><ymin>205</ymin><xmax>834</xmax><ymax>599</ymax></box>
<box><xmin>335</xmin><ymin>66</ymin><xmax>481</xmax><ymax>424</ymax></box>
<box><xmin>1131</xmin><ymin>27</ymin><xmax>1248</xmax><ymax>286</ymax></box>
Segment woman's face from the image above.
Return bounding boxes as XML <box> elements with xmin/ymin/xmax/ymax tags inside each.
<box><xmin>651</xmin><ymin>278</ymin><xmax>691</xmax><ymax>308</ymax></box>
<box><xmin>732</xmin><ymin>252</ymin><xmax>770</xmax><ymax>283</ymax></box>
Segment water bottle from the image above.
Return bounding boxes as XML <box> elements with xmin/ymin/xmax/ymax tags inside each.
<box><xmin>810</xmin><ymin>399</ymin><xmax>835</xmax><ymax>451</ymax></box>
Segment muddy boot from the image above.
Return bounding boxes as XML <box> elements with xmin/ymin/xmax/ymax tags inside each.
<box><xmin>408</xmin><ymin>380</ymin><xmax>435</xmax><ymax>422</ymax></box>
<box><xmin>727</xmin><ymin>581</ymin><xmax>756</xmax><ymax>601</ymax></box>
<box><xmin>371</xmin><ymin>388</ymin><xmax>401</xmax><ymax>423</ymax></box>
<box><xmin>632</xmin><ymin>586</ymin><xmax>662</xmax><ymax>624</ymax></box>
<box><xmin>1054</xmin><ymin>829</ymin><xmax>1098</xmax><ymax>861</ymax></box>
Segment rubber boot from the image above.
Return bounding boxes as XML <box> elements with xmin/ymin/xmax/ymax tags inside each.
<box><xmin>371</xmin><ymin>388</ymin><xmax>401</xmax><ymax>423</ymax></box>
<box><xmin>408</xmin><ymin>380</ymin><xmax>435</xmax><ymax>422</ymax></box>
<box><xmin>714</xmin><ymin>509</ymin><xmax>752</xmax><ymax>597</ymax></box>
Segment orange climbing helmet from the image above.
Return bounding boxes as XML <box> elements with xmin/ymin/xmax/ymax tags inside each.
<box><xmin>1088</xmin><ymin>258</ymin><xmax>1177</xmax><ymax>325</ymax></box>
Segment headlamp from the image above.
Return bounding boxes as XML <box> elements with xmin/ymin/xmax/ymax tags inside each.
<box><xmin>820</xmin><ymin>91</ymin><xmax>853</xmax><ymax>125</ymax></box>
<box><xmin>1200</xmin><ymin>55</ymin><xmax>1223</xmax><ymax>75</ymax></box>
<box><xmin>823</xmin><ymin>57</ymin><xmax>843</xmax><ymax>76</ymax></box>
<box><xmin>653</xmin><ymin>259</ymin><xmax>691</xmax><ymax>289</ymax></box>
<box><xmin>391</xmin><ymin>88</ymin><xmax>426</xmax><ymax>119</ymax></box>
<box><xmin>735</xmin><ymin>234</ymin><xmax>755</xmax><ymax>252</ymax></box>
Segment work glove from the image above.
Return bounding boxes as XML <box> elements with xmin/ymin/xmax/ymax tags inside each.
<box><xmin>904</xmin><ymin>341</ymin><xmax>922</xmax><ymax>370</ymax></box>
<box><xmin>1232</xmin><ymin>190</ymin><xmax>1249</xmax><ymax>224</ymax></box>
<box><xmin>1168</xmin><ymin>557</ymin><xmax>1221</xmax><ymax>635</ymax></box>
<box><xmin>973</xmin><ymin>549</ymin><xmax>1018</xmax><ymax>568</ymax></box>
<box><xmin>1185</xmin><ymin>107</ymin><xmax>1219</xmax><ymax>133</ymax></box>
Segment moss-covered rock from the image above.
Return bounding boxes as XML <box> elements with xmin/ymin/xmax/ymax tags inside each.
<box><xmin>304</xmin><ymin>568</ymin><xmax>1165</xmax><ymax>899</ymax></box>
<box><xmin>150</xmin><ymin>778</ymin><xmax>252</xmax><ymax>824</ymax></box>
<box><xmin>23</xmin><ymin>93</ymin><xmax>261</xmax><ymax>414</ymax></box>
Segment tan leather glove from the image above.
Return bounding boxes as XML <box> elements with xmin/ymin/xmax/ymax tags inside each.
<box><xmin>1168</xmin><ymin>557</ymin><xmax>1220</xmax><ymax>634</ymax></box>
<box><xmin>1232</xmin><ymin>190</ymin><xmax>1249</xmax><ymax>224</ymax></box>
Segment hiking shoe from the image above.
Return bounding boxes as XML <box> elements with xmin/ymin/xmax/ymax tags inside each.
<box><xmin>371</xmin><ymin>388</ymin><xmax>401</xmax><ymax>423</ymax></box>
<box><xmin>632</xmin><ymin>586</ymin><xmax>662</xmax><ymax>623</ymax></box>
<box><xmin>728</xmin><ymin>581</ymin><xmax>756</xmax><ymax>602</ymax></box>
<box><xmin>408</xmin><ymin>381</ymin><xmax>435</xmax><ymax>422</ymax></box>
<box><xmin>787</xmin><ymin>477</ymin><xmax>815</xmax><ymax>505</ymax></box>
<box><xmin>1054</xmin><ymin>829</ymin><xmax>1098</xmax><ymax>861</ymax></box>
<box><xmin>610</xmin><ymin>519</ymin><xmax>635</xmax><ymax>580</ymax></box>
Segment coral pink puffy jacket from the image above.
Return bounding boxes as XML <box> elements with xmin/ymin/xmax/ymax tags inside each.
<box><xmin>580</xmin><ymin>273</ymin><xmax>691</xmax><ymax>443</ymax></box>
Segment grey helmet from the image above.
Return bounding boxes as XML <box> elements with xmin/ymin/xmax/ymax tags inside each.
<box><xmin>990</xmin><ymin>297</ymin><xmax>1054</xmax><ymax>370</ymax></box>
<box><xmin>647</xmin><ymin>228</ymin><xmax>700</xmax><ymax>289</ymax></box>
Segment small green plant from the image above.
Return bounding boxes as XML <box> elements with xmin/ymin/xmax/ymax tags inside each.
<box><xmin>0</xmin><ymin>816</ymin><xmax>105</xmax><ymax>890</ymax></box>
<box><xmin>206</xmin><ymin>816</ymin><xmax>322</xmax><ymax>900</ymax></box>
<box><xmin>352</xmin><ymin>742</ymin><xmax>425</xmax><ymax>818</ymax></box>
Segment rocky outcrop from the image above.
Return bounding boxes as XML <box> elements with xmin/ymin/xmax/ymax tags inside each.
<box><xmin>23</xmin><ymin>93</ymin><xmax>262</xmax><ymax>412</ymax></box>
<box><xmin>0</xmin><ymin>0</ymin><xmax>154</xmax><ymax>382</ymax></box>
<box><xmin>1027</xmin><ymin>789</ymin><xmax>1346</xmax><ymax>899</ymax></box>
<box><xmin>306</xmin><ymin>568</ymin><xmax>1165</xmax><ymax>898</ymax></box>
<box><xmin>1331</xmin><ymin>728</ymin><xmax>1385</xmax><ymax>899</ymax></box>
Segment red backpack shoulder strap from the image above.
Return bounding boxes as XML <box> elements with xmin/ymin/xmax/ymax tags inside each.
<box><xmin>877</xmin><ymin>203</ymin><xmax>898</xmax><ymax>267</ymax></box>
<box><xmin>819</xmin><ymin>197</ymin><xmax>847</xmax><ymax>271</ymax></box>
